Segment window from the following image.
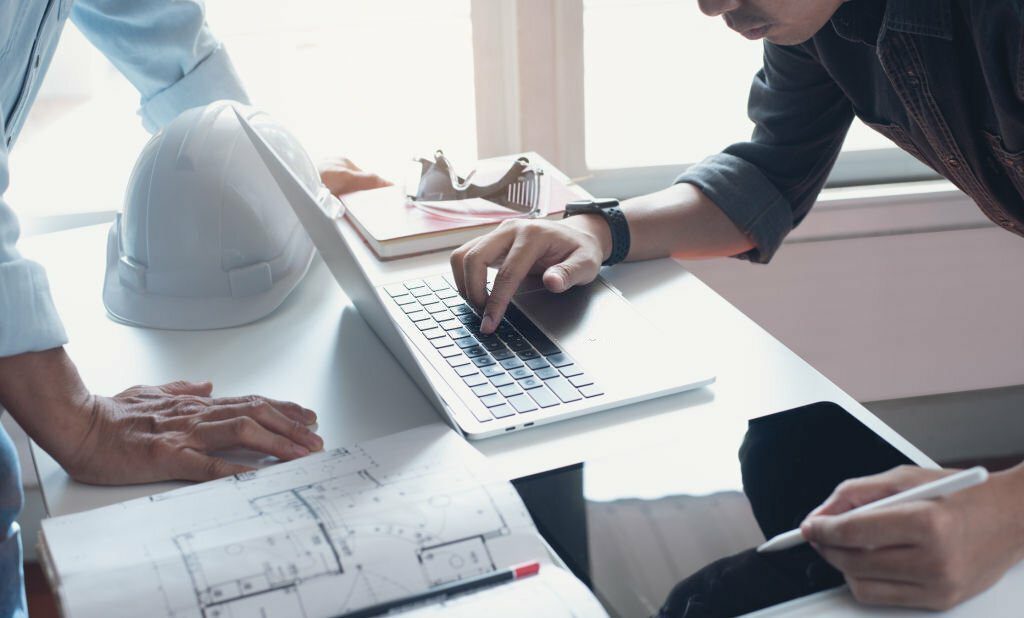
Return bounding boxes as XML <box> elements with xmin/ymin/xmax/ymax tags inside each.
<box><xmin>13</xmin><ymin>0</ymin><xmax>935</xmax><ymax>227</ymax></box>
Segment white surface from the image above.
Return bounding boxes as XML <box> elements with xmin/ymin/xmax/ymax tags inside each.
<box><xmin>43</xmin><ymin>424</ymin><xmax>593</xmax><ymax>617</ymax></box>
<box><xmin>21</xmin><ymin>222</ymin><xmax>935</xmax><ymax>518</ymax></box>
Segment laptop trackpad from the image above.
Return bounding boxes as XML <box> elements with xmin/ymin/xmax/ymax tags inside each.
<box><xmin>512</xmin><ymin>278</ymin><xmax>661</xmax><ymax>379</ymax></box>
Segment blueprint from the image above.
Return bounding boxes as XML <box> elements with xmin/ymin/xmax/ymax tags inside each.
<box><xmin>41</xmin><ymin>424</ymin><xmax>598</xmax><ymax>618</ymax></box>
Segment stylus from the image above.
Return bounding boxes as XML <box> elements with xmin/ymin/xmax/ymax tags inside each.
<box><xmin>757</xmin><ymin>466</ymin><xmax>989</xmax><ymax>553</ymax></box>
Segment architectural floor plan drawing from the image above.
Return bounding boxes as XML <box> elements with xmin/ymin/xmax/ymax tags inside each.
<box><xmin>40</xmin><ymin>424</ymin><xmax>573</xmax><ymax>618</ymax></box>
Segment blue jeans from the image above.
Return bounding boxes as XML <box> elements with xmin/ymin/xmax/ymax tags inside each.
<box><xmin>0</xmin><ymin>426</ymin><xmax>25</xmax><ymax>618</ymax></box>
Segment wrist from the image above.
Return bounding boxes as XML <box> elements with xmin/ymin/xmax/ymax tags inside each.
<box><xmin>563</xmin><ymin>213</ymin><xmax>613</xmax><ymax>263</ymax></box>
<box><xmin>994</xmin><ymin>465</ymin><xmax>1024</xmax><ymax>562</ymax></box>
<box><xmin>0</xmin><ymin>348</ymin><xmax>95</xmax><ymax>466</ymax></box>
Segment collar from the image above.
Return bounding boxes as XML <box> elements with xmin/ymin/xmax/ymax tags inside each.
<box><xmin>829</xmin><ymin>0</ymin><xmax>952</xmax><ymax>45</ymax></box>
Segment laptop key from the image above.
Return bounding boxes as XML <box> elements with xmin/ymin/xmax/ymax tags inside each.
<box><xmin>404</xmin><ymin>280</ymin><xmax>426</xmax><ymax>290</ymax></box>
<box><xmin>435</xmin><ymin>288</ymin><xmax>459</xmax><ymax>299</ymax></box>
<box><xmin>490</xmin><ymin>404</ymin><xmax>515</xmax><ymax>419</ymax></box>
<box><xmin>559</xmin><ymin>364</ymin><xmax>583</xmax><ymax>378</ymax></box>
<box><xmin>385</xmin><ymin>285</ymin><xmax>408</xmax><ymax>297</ymax></box>
<box><xmin>449</xmin><ymin>327</ymin><xmax>472</xmax><ymax>339</ymax></box>
<box><xmin>535</xmin><ymin>366</ymin><xmax>560</xmax><ymax>380</ymax></box>
<box><xmin>499</xmin><ymin>357</ymin><xmax>524</xmax><ymax>370</ymax></box>
<box><xmin>422</xmin><ymin>302</ymin><xmax>447</xmax><ymax>314</ymax></box>
<box><xmin>480</xmin><ymin>394</ymin><xmax>505</xmax><ymax>408</ymax></box>
<box><xmin>498</xmin><ymin>384</ymin><xmax>523</xmax><ymax>397</ymax></box>
<box><xmin>464</xmin><ymin>374</ymin><xmax>488</xmax><ymax>388</ymax></box>
<box><xmin>464</xmin><ymin>345</ymin><xmax>488</xmax><ymax>358</ymax></box>
<box><xmin>400</xmin><ymin>304</ymin><xmax>421</xmax><ymax>314</ymax></box>
<box><xmin>546</xmin><ymin>353</ymin><xmax>573</xmax><ymax>368</ymax></box>
<box><xmin>527</xmin><ymin>386</ymin><xmax>559</xmax><ymax>408</ymax></box>
<box><xmin>508</xmin><ymin>367</ymin><xmax>532</xmax><ymax>380</ymax></box>
<box><xmin>417</xmin><ymin>320</ymin><xmax>439</xmax><ymax>332</ymax></box>
<box><xmin>507</xmin><ymin>394</ymin><xmax>538</xmax><ymax>413</ymax></box>
<box><xmin>451</xmin><ymin>304</ymin><xmax>473</xmax><ymax>316</ymax></box>
<box><xmin>482</xmin><ymin>340</ymin><xmax>506</xmax><ymax>352</ymax></box>
<box><xmin>491</xmin><ymin>349</ymin><xmax>515</xmax><ymax>361</ymax></box>
<box><xmin>422</xmin><ymin>328</ymin><xmax>446</xmax><ymax>339</ymax></box>
<box><xmin>431</xmin><ymin>338</ymin><xmax>453</xmax><ymax>350</ymax></box>
<box><xmin>419</xmin><ymin>294</ymin><xmax>440</xmax><ymax>305</ymax></box>
<box><xmin>570</xmin><ymin>374</ymin><xmax>594</xmax><ymax>388</ymax></box>
<box><xmin>579</xmin><ymin>384</ymin><xmax>604</xmax><ymax>398</ymax></box>
<box><xmin>393</xmin><ymin>294</ymin><xmax>416</xmax><ymax>305</ymax></box>
<box><xmin>439</xmin><ymin>346</ymin><xmax>462</xmax><ymax>358</ymax></box>
<box><xmin>517</xmin><ymin>349</ymin><xmax>540</xmax><ymax>360</ymax></box>
<box><xmin>411</xmin><ymin>287</ymin><xmax>434</xmax><ymax>298</ymax></box>
<box><xmin>472</xmin><ymin>384</ymin><xmax>496</xmax><ymax>397</ymax></box>
<box><xmin>426</xmin><ymin>277</ymin><xmax>450</xmax><ymax>291</ymax></box>
<box><xmin>453</xmin><ymin>337</ymin><xmax>477</xmax><ymax>349</ymax></box>
<box><xmin>520</xmin><ymin>376</ymin><xmax>544</xmax><ymax>390</ymax></box>
<box><xmin>443</xmin><ymin>297</ymin><xmax>465</xmax><ymax>307</ymax></box>
<box><xmin>408</xmin><ymin>311</ymin><xmax>431</xmax><ymax>322</ymax></box>
<box><xmin>507</xmin><ymin>339</ymin><xmax>531</xmax><ymax>352</ymax></box>
<box><xmin>447</xmin><ymin>355</ymin><xmax>470</xmax><ymax>367</ymax></box>
<box><xmin>455</xmin><ymin>365</ymin><xmax>478</xmax><ymax>377</ymax></box>
<box><xmin>489</xmin><ymin>373</ymin><xmax>514</xmax><ymax>387</ymax></box>
<box><xmin>546</xmin><ymin>377</ymin><xmax>583</xmax><ymax>403</ymax></box>
<box><xmin>526</xmin><ymin>357</ymin><xmax>550</xmax><ymax>370</ymax></box>
<box><xmin>481</xmin><ymin>364</ymin><xmax>505</xmax><ymax>377</ymax></box>
<box><xmin>438</xmin><ymin>319</ymin><xmax>463</xmax><ymax>331</ymax></box>
<box><xmin>472</xmin><ymin>355</ymin><xmax>496</xmax><ymax>367</ymax></box>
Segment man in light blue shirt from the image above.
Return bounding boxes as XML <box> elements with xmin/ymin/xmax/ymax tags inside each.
<box><xmin>0</xmin><ymin>2</ymin><xmax>386</xmax><ymax>615</ymax></box>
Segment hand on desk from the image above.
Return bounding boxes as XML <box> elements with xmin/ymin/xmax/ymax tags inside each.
<box><xmin>0</xmin><ymin>348</ymin><xmax>322</xmax><ymax>486</ymax></box>
<box><xmin>449</xmin><ymin>217</ymin><xmax>611</xmax><ymax>334</ymax></box>
<box><xmin>318</xmin><ymin>156</ymin><xmax>390</xmax><ymax>196</ymax></box>
<box><xmin>801</xmin><ymin>464</ymin><xmax>1024</xmax><ymax>611</ymax></box>
<box><xmin>66</xmin><ymin>380</ymin><xmax>323</xmax><ymax>484</ymax></box>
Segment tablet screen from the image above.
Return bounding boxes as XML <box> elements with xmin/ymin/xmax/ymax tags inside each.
<box><xmin>513</xmin><ymin>401</ymin><xmax>915</xmax><ymax>617</ymax></box>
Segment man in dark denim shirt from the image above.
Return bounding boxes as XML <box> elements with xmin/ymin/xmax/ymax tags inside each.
<box><xmin>449</xmin><ymin>0</ymin><xmax>1024</xmax><ymax>611</ymax></box>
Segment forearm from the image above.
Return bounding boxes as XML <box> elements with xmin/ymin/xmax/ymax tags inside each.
<box><xmin>564</xmin><ymin>182</ymin><xmax>755</xmax><ymax>263</ymax></box>
<box><xmin>0</xmin><ymin>348</ymin><xmax>93</xmax><ymax>467</ymax></box>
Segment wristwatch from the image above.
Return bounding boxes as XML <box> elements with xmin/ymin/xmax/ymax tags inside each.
<box><xmin>563</xmin><ymin>198</ymin><xmax>630</xmax><ymax>266</ymax></box>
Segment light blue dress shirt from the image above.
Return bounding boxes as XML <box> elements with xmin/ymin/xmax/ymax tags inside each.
<box><xmin>0</xmin><ymin>1</ymin><xmax>249</xmax><ymax>615</ymax></box>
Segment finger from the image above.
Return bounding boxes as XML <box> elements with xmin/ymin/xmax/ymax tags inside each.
<box><xmin>208</xmin><ymin>395</ymin><xmax>316</xmax><ymax>425</ymax></box>
<box><xmin>344</xmin><ymin>170</ymin><xmax>391</xmax><ymax>192</ymax></box>
<box><xmin>170</xmin><ymin>449</ymin><xmax>254</xmax><ymax>482</ymax></box>
<box><xmin>203</xmin><ymin>402</ymin><xmax>323</xmax><ymax>451</ymax></box>
<box><xmin>815</xmin><ymin>545</ymin><xmax>924</xmax><ymax>583</ymax></box>
<box><xmin>192</xmin><ymin>417</ymin><xmax>311</xmax><ymax>461</ymax></box>
<box><xmin>462</xmin><ymin>228</ymin><xmax>516</xmax><ymax>311</ymax></box>
<box><xmin>845</xmin><ymin>577</ymin><xmax>929</xmax><ymax>608</ymax></box>
<box><xmin>803</xmin><ymin>501</ymin><xmax>931</xmax><ymax>549</ymax></box>
<box><xmin>449</xmin><ymin>237</ymin><xmax>479</xmax><ymax>301</ymax></box>
<box><xmin>481</xmin><ymin>237</ymin><xmax>548</xmax><ymax>333</ymax></box>
<box><xmin>159</xmin><ymin>380</ymin><xmax>214</xmax><ymax>397</ymax></box>
<box><xmin>542</xmin><ymin>247</ymin><xmax>601</xmax><ymax>293</ymax></box>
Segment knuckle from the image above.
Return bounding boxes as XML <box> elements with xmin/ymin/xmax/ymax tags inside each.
<box><xmin>204</xmin><ymin>458</ymin><xmax>227</xmax><ymax>479</ymax></box>
<box><xmin>231</xmin><ymin>416</ymin><xmax>258</xmax><ymax>438</ymax></box>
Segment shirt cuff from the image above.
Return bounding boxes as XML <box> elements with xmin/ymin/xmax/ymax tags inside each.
<box><xmin>675</xmin><ymin>152</ymin><xmax>794</xmax><ymax>264</ymax></box>
<box><xmin>138</xmin><ymin>45</ymin><xmax>252</xmax><ymax>133</ymax></box>
<box><xmin>0</xmin><ymin>259</ymin><xmax>68</xmax><ymax>357</ymax></box>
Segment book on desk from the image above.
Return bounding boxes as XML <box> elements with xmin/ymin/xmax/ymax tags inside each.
<box><xmin>342</xmin><ymin>152</ymin><xmax>592</xmax><ymax>259</ymax></box>
<box><xmin>38</xmin><ymin>425</ymin><xmax>607</xmax><ymax>618</ymax></box>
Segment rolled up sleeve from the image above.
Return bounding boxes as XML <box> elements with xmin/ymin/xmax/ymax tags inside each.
<box><xmin>70</xmin><ymin>0</ymin><xmax>250</xmax><ymax>133</ymax></box>
<box><xmin>0</xmin><ymin>147</ymin><xmax>67</xmax><ymax>357</ymax></box>
<box><xmin>676</xmin><ymin>42</ymin><xmax>854</xmax><ymax>263</ymax></box>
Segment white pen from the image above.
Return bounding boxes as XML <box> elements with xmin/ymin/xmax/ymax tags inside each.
<box><xmin>757</xmin><ymin>466</ymin><xmax>989</xmax><ymax>553</ymax></box>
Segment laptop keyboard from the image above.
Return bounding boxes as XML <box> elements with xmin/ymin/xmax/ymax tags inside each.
<box><xmin>385</xmin><ymin>277</ymin><xmax>603</xmax><ymax>423</ymax></box>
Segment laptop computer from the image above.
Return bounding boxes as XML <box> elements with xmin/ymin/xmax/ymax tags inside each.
<box><xmin>234</xmin><ymin>109</ymin><xmax>715</xmax><ymax>439</ymax></box>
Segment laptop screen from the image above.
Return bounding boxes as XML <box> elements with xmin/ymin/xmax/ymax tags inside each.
<box><xmin>512</xmin><ymin>401</ymin><xmax>915</xmax><ymax>617</ymax></box>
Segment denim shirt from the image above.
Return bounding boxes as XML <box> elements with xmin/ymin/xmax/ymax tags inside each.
<box><xmin>678</xmin><ymin>0</ymin><xmax>1024</xmax><ymax>263</ymax></box>
<box><xmin>0</xmin><ymin>0</ymin><xmax>250</xmax><ymax>357</ymax></box>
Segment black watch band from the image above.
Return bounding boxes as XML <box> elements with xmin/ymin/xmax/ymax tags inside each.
<box><xmin>563</xmin><ymin>198</ymin><xmax>631</xmax><ymax>266</ymax></box>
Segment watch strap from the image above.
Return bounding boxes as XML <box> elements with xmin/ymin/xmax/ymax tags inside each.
<box><xmin>601</xmin><ymin>205</ymin><xmax>630</xmax><ymax>267</ymax></box>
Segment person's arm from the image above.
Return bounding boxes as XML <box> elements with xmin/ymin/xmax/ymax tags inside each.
<box><xmin>801</xmin><ymin>464</ymin><xmax>1024</xmax><ymax>610</ymax></box>
<box><xmin>451</xmin><ymin>41</ymin><xmax>855</xmax><ymax>333</ymax></box>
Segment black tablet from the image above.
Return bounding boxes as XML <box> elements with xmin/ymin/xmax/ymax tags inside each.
<box><xmin>513</xmin><ymin>401</ymin><xmax>916</xmax><ymax>618</ymax></box>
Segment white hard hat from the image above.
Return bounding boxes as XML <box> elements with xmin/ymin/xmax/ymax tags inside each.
<box><xmin>103</xmin><ymin>101</ymin><xmax>333</xmax><ymax>330</ymax></box>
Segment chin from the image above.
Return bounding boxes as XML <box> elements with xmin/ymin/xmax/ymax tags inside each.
<box><xmin>766</xmin><ymin>29</ymin><xmax>815</xmax><ymax>45</ymax></box>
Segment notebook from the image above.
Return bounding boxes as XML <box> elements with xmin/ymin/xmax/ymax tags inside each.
<box><xmin>341</xmin><ymin>152</ymin><xmax>592</xmax><ymax>259</ymax></box>
<box><xmin>39</xmin><ymin>425</ymin><xmax>607</xmax><ymax>618</ymax></box>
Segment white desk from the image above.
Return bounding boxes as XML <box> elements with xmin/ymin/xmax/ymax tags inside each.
<box><xmin>23</xmin><ymin>221</ymin><xmax>1022</xmax><ymax>616</ymax></box>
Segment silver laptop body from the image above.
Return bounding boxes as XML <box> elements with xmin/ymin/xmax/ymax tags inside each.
<box><xmin>235</xmin><ymin>110</ymin><xmax>715</xmax><ymax>439</ymax></box>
